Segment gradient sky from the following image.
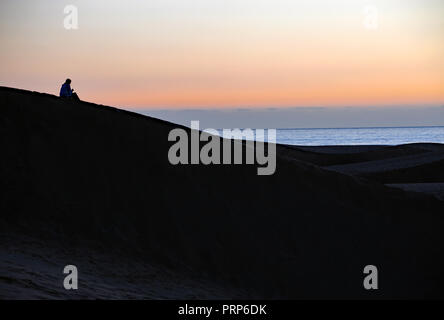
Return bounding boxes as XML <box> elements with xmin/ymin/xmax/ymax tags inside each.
<box><xmin>0</xmin><ymin>0</ymin><xmax>443</xmax><ymax>110</ymax></box>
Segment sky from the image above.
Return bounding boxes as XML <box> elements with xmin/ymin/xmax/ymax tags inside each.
<box><xmin>0</xmin><ymin>0</ymin><xmax>443</xmax><ymax>127</ymax></box>
<box><xmin>141</xmin><ymin>106</ymin><xmax>444</xmax><ymax>129</ymax></box>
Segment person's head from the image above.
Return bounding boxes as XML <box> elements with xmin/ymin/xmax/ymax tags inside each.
<box><xmin>65</xmin><ymin>79</ymin><xmax>71</xmax><ymax>84</ymax></box>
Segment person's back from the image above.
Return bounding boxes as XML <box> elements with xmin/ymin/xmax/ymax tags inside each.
<box><xmin>60</xmin><ymin>79</ymin><xmax>72</xmax><ymax>97</ymax></box>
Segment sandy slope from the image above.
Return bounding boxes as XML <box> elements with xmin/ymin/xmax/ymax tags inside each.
<box><xmin>0</xmin><ymin>232</ymin><xmax>246</xmax><ymax>299</ymax></box>
<box><xmin>387</xmin><ymin>183</ymin><xmax>444</xmax><ymax>201</ymax></box>
<box><xmin>1</xmin><ymin>86</ymin><xmax>444</xmax><ymax>299</ymax></box>
<box><xmin>280</xmin><ymin>143</ymin><xmax>444</xmax><ymax>188</ymax></box>
<box><xmin>326</xmin><ymin>147</ymin><xmax>444</xmax><ymax>174</ymax></box>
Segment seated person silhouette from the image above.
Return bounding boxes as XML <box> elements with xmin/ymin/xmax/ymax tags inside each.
<box><xmin>60</xmin><ymin>79</ymin><xmax>80</xmax><ymax>100</ymax></box>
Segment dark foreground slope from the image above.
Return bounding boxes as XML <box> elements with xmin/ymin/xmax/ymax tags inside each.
<box><xmin>1</xmin><ymin>86</ymin><xmax>444</xmax><ymax>299</ymax></box>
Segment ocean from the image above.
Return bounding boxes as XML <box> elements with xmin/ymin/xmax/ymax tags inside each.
<box><xmin>252</xmin><ymin>126</ymin><xmax>444</xmax><ymax>146</ymax></box>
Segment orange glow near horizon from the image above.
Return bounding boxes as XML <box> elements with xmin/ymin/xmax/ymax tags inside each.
<box><xmin>0</xmin><ymin>0</ymin><xmax>443</xmax><ymax>109</ymax></box>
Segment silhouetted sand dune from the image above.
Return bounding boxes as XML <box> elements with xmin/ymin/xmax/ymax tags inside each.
<box><xmin>278</xmin><ymin>143</ymin><xmax>442</xmax><ymax>167</ymax></box>
<box><xmin>359</xmin><ymin>159</ymin><xmax>444</xmax><ymax>184</ymax></box>
<box><xmin>387</xmin><ymin>184</ymin><xmax>444</xmax><ymax>201</ymax></box>
<box><xmin>1</xmin><ymin>86</ymin><xmax>444</xmax><ymax>299</ymax></box>
<box><xmin>326</xmin><ymin>147</ymin><xmax>444</xmax><ymax>175</ymax></box>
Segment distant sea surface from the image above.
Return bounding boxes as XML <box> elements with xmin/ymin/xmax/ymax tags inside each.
<box><xmin>273</xmin><ymin>126</ymin><xmax>444</xmax><ymax>146</ymax></box>
<box><xmin>213</xmin><ymin>126</ymin><xmax>444</xmax><ymax>146</ymax></box>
